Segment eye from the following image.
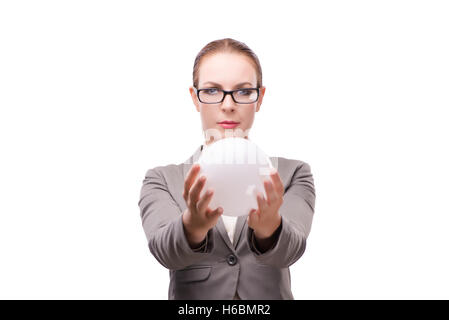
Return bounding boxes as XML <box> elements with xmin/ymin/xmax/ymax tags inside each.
<box><xmin>236</xmin><ymin>89</ymin><xmax>252</xmax><ymax>95</ymax></box>
<box><xmin>204</xmin><ymin>88</ymin><xmax>219</xmax><ymax>94</ymax></box>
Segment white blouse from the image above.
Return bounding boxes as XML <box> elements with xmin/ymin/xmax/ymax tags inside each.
<box><xmin>221</xmin><ymin>215</ymin><xmax>238</xmax><ymax>244</ymax></box>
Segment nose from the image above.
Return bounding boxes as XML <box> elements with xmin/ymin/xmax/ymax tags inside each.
<box><xmin>220</xmin><ymin>92</ymin><xmax>236</xmax><ymax>112</ymax></box>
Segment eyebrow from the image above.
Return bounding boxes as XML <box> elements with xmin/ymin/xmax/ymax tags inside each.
<box><xmin>202</xmin><ymin>81</ymin><xmax>254</xmax><ymax>88</ymax></box>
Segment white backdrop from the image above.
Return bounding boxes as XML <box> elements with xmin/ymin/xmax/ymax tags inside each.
<box><xmin>1</xmin><ymin>0</ymin><xmax>448</xmax><ymax>299</ymax></box>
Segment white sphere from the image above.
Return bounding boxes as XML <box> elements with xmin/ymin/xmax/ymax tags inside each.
<box><xmin>196</xmin><ymin>137</ymin><xmax>273</xmax><ymax>217</ymax></box>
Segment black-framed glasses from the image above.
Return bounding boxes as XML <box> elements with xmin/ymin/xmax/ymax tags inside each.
<box><xmin>193</xmin><ymin>87</ymin><xmax>260</xmax><ymax>104</ymax></box>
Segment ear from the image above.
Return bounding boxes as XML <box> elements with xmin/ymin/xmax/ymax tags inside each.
<box><xmin>189</xmin><ymin>86</ymin><xmax>200</xmax><ymax>112</ymax></box>
<box><xmin>256</xmin><ymin>86</ymin><xmax>266</xmax><ymax>112</ymax></box>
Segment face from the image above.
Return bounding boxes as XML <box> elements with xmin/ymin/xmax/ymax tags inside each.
<box><xmin>189</xmin><ymin>52</ymin><xmax>266</xmax><ymax>146</ymax></box>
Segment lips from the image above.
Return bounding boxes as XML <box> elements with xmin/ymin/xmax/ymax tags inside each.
<box><xmin>218</xmin><ymin>121</ymin><xmax>240</xmax><ymax>129</ymax></box>
<box><xmin>218</xmin><ymin>121</ymin><xmax>240</xmax><ymax>124</ymax></box>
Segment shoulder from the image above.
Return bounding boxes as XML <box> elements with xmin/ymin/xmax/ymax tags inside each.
<box><xmin>143</xmin><ymin>162</ymin><xmax>185</xmax><ymax>189</ymax></box>
<box><xmin>273</xmin><ymin>156</ymin><xmax>313</xmax><ymax>180</ymax></box>
<box><xmin>144</xmin><ymin>163</ymin><xmax>182</xmax><ymax>178</ymax></box>
<box><xmin>270</xmin><ymin>156</ymin><xmax>315</xmax><ymax>201</ymax></box>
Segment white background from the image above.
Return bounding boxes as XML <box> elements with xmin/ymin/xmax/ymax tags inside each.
<box><xmin>1</xmin><ymin>0</ymin><xmax>448</xmax><ymax>299</ymax></box>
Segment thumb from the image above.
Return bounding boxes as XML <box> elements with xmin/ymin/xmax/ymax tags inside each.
<box><xmin>247</xmin><ymin>209</ymin><xmax>259</xmax><ymax>227</ymax></box>
<box><xmin>207</xmin><ymin>206</ymin><xmax>223</xmax><ymax>220</ymax></box>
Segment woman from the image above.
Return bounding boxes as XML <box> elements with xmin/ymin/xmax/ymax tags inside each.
<box><xmin>138</xmin><ymin>38</ymin><xmax>316</xmax><ymax>300</ymax></box>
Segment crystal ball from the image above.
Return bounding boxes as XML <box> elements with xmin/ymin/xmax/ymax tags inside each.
<box><xmin>196</xmin><ymin>137</ymin><xmax>274</xmax><ymax>217</ymax></box>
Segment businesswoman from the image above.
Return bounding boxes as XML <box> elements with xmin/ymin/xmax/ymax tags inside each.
<box><xmin>138</xmin><ymin>38</ymin><xmax>316</xmax><ymax>300</ymax></box>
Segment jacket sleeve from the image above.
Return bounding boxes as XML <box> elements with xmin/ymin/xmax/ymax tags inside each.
<box><xmin>247</xmin><ymin>160</ymin><xmax>316</xmax><ymax>268</ymax></box>
<box><xmin>138</xmin><ymin>167</ymin><xmax>215</xmax><ymax>270</ymax></box>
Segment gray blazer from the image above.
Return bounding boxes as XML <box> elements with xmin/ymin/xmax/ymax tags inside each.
<box><xmin>138</xmin><ymin>144</ymin><xmax>316</xmax><ymax>300</ymax></box>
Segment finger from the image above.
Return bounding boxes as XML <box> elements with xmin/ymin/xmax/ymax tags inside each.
<box><xmin>264</xmin><ymin>179</ymin><xmax>278</xmax><ymax>206</ymax></box>
<box><xmin>197</xmin><ymin>188</ymin><xmax>214</xmax><ymax>214</ymax></box>
<box><xmin>247</xmin><ymin>208</ymin><xmax>259</xmax><ymax>228</ymax></box>
<box><xmin>189</xmin><ymin>174</ymin><xmax>207</xmax><ymax>205</ymax></box>
<box><xmin>206</xmin><ymin>206</ymin><xmax>223</xmax><ymax>220</ymax></box>
<box><xmin>269</xmin><ymin>168</ymin><xmax>284</xmax><ymax>196</ymax></box>
<box><xmin>256</xmin><ymin>191</ymin><xmax>267</xmax><ymax>213</ymax></box>
<box><xmin>183</xmin><ymin>163</ymin><xmax>201</xmax><ymax>201</ymax></box>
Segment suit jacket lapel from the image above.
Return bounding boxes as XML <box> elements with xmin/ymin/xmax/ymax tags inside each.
<box><xmin>232</xmin><ymin>215</ymin><xmax>247</xmax><ymax>247</ymax></box>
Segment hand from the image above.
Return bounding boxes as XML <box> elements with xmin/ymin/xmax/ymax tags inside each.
<box><xmin>247</xmin><ymin>168</ymin><xmax>284</xmax><ymax>240</ymax></box>
<box><xmin>182</xmin><ymin>163</ymin><xmax>223</xmax><ymax>247</ymax></box>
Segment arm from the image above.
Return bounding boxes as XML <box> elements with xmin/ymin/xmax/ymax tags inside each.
<box><xmin>247</xmin><ymin>160</ymin><xmax>316</xmax><ymax>268</ymax></box>
<box><xmin>138</xmin><ymin>168</ymin><xmax>214</xmax><ymax>270</ymax></box>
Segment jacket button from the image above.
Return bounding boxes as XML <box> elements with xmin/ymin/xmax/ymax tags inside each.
<box><xmin>227</xmin><ymin>254</ymin><xmax>237</xmax><ymax>266</ymax></box>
